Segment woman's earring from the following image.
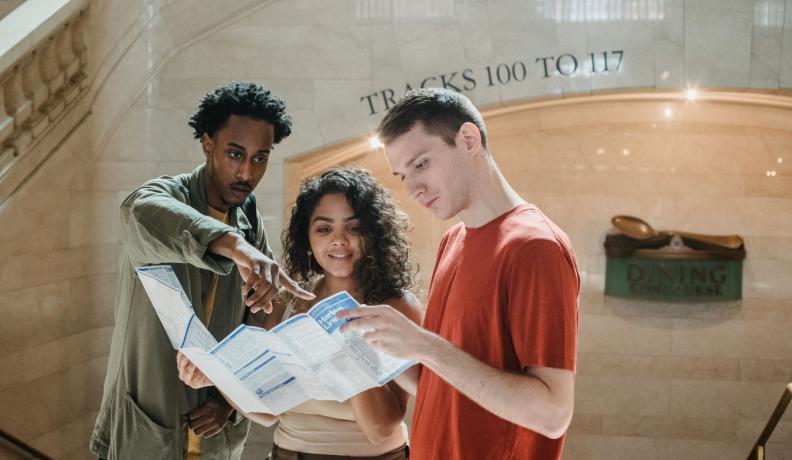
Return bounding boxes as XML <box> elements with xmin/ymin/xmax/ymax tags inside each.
<box><xmin>307</xmin><ymin>250</ymin><xmax>314</xmax><ymax>271</ymax></box>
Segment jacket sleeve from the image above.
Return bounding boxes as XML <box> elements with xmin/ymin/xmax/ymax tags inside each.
<box><xmin>120</xmin><ymin>179</ymin><xmax>238</xmax><ymax>274</ymax></box>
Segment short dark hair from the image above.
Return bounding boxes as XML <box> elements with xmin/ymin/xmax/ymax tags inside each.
<box><xmin>188</xmin><ymin>81</ymin><xmax>292</xmax><ymax>143</ymax></box>
<box><xmin>378</xmin><ymin>87</ymin><xmax>487</xmax><ymax>148</ymax></box>
<box><xmin>282</xmin><ymin>168</ymin><xmax>417</xmax><ymax>304</ymax></box>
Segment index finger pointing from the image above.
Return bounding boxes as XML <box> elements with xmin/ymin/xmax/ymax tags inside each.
<box><xmin>335</xmin><ymin>306</ymin><xmax>380</xmax><ymax>320</ymax></box>
<box><xmin>279</xmin><ymin>271</ymin><xmax>315</xmax><ymax>300</ymax></box>
<box><xmin>270</xmin><ymin>264</ymin><xmax>282</xmax><ymax>292</ymax></box>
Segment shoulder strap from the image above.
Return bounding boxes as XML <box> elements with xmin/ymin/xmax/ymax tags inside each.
<box><xmin>241</xmin><ymin>193</ymin><xmax>259</xmax><ymax>246</ymax></box>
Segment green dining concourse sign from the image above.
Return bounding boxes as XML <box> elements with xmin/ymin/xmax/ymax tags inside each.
<box><xmin>605</xmin><ymin>256</ymin><xmax>743</xmax><ymax>301</ymax></box>
<box><xmin>603</xmin><ymin>217</ymin><xmax>746</xmax><ymax>302</ymax></box>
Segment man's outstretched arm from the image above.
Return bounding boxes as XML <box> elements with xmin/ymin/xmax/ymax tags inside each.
<box><xmin>122</xmin><ymin>181</ymin><xmax>313</xmax><ymax>313</ymax></box>
<box><xmin>418</xmin><ymin>330</ymin><xmax>574</xmax><ymax>438</ymax></box>
<box><xmin>338</xmin><ymin>306</ymin><xmax>574</xmax><ymax>439</ymax></box>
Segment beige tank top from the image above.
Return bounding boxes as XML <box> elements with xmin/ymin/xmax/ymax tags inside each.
<box><xmin>273</xmin><ymin>290</ymin><xmax>407</xmax><ymax>456</ymax></box>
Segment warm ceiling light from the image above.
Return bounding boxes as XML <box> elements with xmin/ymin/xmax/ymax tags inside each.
<box><xmin>686</xmin><ymin>88</ymin><xmax>698</xmax><ymax>101</ymax></box>
<box><xmin>368</xmin><ymin>135</ymin><xmax>383</xmax><ymax>149</ymax></box>
<box><xmin>622</xmin><ymin>148</ymin><xmax>630</xmax><ymax>156</ymax></box>
<box><xmin>778</xmin><ymin>157</ymin><xmax>784</xmax><ymax>164</ymax></box>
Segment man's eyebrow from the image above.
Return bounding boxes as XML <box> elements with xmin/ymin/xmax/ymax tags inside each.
<box><xmin>392</xmin><ymin>150</ymin><xmax>427</xmax><ymax>176</ymax></box>
<box><xmin>405</xmin><ymin>150</ymin><xmax>427</xmax><ymax>168</ymax></box>
<box><xmin>226</xmin><ymin>142</ymin><xmax>246</xmax><ymax>151</ymax></box>
<box><xmin>227</xmin><ymin>142</ymin><xmax>271</xmax><ymax>153</ymax></box>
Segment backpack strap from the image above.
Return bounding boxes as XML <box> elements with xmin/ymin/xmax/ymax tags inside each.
<box><xmin>240</xmin><ymin>194</ymin><xmax>259</xmax><ymax>246</ymax></box>
<box><xmin>240</xmin><ymin>194</ymin><xmax>261</xmax><ymax>326</ymax></box>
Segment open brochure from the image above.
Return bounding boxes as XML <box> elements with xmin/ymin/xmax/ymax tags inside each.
<box><xmin>135</xmin><ymin>265</ymin><xmax>415</xmax><ymax>415</ymax></box>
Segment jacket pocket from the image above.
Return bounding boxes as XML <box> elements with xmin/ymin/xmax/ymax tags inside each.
<box><xmin>110</xmin><ymin>392</ymin><xmax>177</xmax><ymax>459</ymax></box>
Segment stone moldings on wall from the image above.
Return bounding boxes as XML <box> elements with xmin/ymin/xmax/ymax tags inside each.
<box><xmin>0</xmin><ymin>0</ymin><xmax>89</xmax><ymax>206</ymax></box>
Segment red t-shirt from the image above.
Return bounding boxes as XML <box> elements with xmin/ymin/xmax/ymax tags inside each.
<box><xmin>410</xmin><ymin>204</ymin><xmax>580</xmax><ymax>460</ymax></box>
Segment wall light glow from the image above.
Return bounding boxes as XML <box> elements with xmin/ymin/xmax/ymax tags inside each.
<box><xmin>686</xmin><ymin>88</ymin><xmax>698</xmax><ymax>101</ymax></box>
<box><xmin>664</xmin><ymin>107</ymin><xmax>673</xmax><ymax>118</ymax></box>
<box><xmin>368</xmin><ymin>135</ymin><xmax>384</xmax><ymax>149</ymax></box>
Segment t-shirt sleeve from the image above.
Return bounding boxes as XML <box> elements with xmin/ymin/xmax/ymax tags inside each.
<box><xmin>505</xmin><ymin>238</ymin><xmax>579</xmax><ymax>372</ymax></box>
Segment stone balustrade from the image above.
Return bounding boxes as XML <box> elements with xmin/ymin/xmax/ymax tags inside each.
<box><xmin>0</xmin><ymin>0</ymin><xmax>88</xmax><ymax>197</ymax></box>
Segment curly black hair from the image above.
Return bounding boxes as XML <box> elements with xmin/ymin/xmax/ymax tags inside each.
<box><xmin>282</xmin><ymin>168</ymin><xmax>417</xmax><ymax>304</ymax></box>
<box><xmin>188</xmin><ymin>81</ymin><xmax>292</xmax><ymax>143</ymax></box>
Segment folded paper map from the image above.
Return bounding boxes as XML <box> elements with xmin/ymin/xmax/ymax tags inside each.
<box><xmin>136</xmin><ymin>265</ymin><xmax>414</xmax><ymax>415</ymax></box>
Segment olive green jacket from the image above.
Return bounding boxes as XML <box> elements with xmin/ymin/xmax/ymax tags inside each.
<box><xmin>90</xmin><ymin>164</ymin><xmax>271</xmax><ymax>459</ymax></box>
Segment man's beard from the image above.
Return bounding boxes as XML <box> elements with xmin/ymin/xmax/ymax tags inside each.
<box><xmin>207</xmin><ymin>167</ymin><xmax>249</xmax><ymax>208</ymax></box>
<box><xmin>227</xmin><ymin>182</ymin><xmax>252</xmax><ymax>206</ymax></box>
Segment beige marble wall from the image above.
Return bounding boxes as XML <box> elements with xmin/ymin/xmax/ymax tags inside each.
<box><xmin>488</xmin><ymin>98</ymin><xmax>792</xmax><ymax>460</ymax></box>
<box><xmin>2</xmin><ymin>0</ymin><xmax>792</xmax><ymax>458</ymax></box>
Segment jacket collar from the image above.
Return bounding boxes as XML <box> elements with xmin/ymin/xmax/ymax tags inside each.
<box><xmin>188</xmin><ymin>163</ymin><xmax>253</xmax><ymax>233</ymax></box>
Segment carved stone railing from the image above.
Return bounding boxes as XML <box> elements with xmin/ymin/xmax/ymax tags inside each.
<box><xmin>0</xmin><ymin>0</ymin><xmax>89</xmax><ymax>202</ymax></box>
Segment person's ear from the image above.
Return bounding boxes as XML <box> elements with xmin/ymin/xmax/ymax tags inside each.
<box><xmin>458</xmin><ymin>122</ymin><xmax>482</xmax><ymax>156</ymax></box>
<box><xmin>201</xmin><ymin>133</ymin><xmax>214</xmax><ymax>159</ymax></box>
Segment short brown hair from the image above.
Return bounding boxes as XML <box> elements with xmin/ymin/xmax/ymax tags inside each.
<box><xmin>377</xmin><ymin>88</ymin><xmax>488</xmax><ymax>149</ymax></box>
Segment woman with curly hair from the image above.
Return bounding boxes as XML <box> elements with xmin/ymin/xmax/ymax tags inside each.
<box><xmin>179</xmin><ymin>168</ymin><xmax>421</xmax><ymax>460</ymax></box>
<box><xmin>280</xmin><ymin>167</ymin><xmax>417</xmax><ymax>306</ymax></box>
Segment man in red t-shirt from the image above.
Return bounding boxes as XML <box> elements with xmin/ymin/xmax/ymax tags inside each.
<box><xmin>339</xmin><ymin>88</ymin><xmax>579</xmax><ymax>459</ymax></box>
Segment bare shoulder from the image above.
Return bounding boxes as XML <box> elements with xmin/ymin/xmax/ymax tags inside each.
<box><xmin>383</xmin><ymin>291</ymin><xmax>423</xmax><ymax>324</ymax></box>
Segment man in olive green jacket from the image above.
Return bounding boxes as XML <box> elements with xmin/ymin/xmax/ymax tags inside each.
<box><xmin>90</xmin><ymin>82</ymin><xmax>313</xmax><ymax>459</ymax></box>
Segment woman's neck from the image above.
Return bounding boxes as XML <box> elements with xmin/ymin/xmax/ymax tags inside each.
<box><xmin>315</xmin><ymin>274</ymin><xmax>364</xmax><ymax>303</ymax></box>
